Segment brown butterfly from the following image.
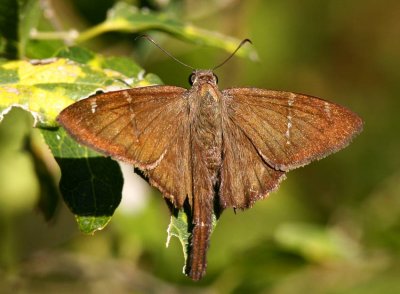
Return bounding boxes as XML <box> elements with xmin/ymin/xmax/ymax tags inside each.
<box><xmin>57</xmin><ymin>38</ymin><xmax>363</xmax><ymax>280</ymax></box>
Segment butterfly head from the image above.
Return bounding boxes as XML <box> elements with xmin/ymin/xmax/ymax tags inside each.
<box><xmin>189</xmin><ymin>70</ymin><xmax>218</xmax><ymax>87</ymax></box>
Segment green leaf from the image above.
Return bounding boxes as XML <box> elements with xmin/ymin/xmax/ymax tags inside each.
<box><xmin>75</xmin><ymin>216</ymin><xmax>112</xmax><ymax>234</ymax></box>
<box><xmin>77</xmin><ymin>2</ymin><xmax>258</xmax><ymax>60</ymax></box>
<box><xmin>167</xmin><ymin>209</ymin><xmax>191</xmax><ymax>263</ymax></box>
<box><xmin>0</xmin><ymin>46</ymin><xmax>158</xmax><ymax>127</ymax></box>
<box><xmin>41</xmin><ymin>127</ymin><xmax>123</xmax><ymax>234</ymax></box>
<box><xmin>167</xmin><ymin>208</ymin><xmax>218</xmax><ymax>273</ymax></box>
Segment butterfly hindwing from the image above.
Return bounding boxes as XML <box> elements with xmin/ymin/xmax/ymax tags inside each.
<box><xmin>146</xmin><ymin>122</ymin><xmax>192</xmax><ymax>208</ymax></box>
<box><xmin>219</xmin><ymin>108</ymin><xmax>286</xmax><ymax>209</ymax></box>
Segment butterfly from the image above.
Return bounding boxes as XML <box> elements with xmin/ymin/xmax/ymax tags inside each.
<box><xmin>57</xmin><ymin>39</ymin><xmax>363</xmax><ymax>280</ymax></box>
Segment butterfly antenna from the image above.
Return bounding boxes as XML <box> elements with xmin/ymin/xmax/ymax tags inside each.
<box><xmin>212</xmin><ymin>38</ymin><xmax>252</xmax><ymax>71</ymax></box>
<box><xmin>136</xmin><ymin>35</ymin><xmax>195</xmax><ymax>70</ymax></box>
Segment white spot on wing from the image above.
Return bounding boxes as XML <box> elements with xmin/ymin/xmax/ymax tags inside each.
<box><xmin>124</xmin><ymin>91</ymin><xmax>139</xmax><ymax>140</ymax></box>
<box><xmin>285</xmin><ymin>115</ymin><xmax>292</xmax><ymax>144</ymax></box>
<box><xmin>90</xmin><ymin>99</ymin><xmax>97</xmax><ymax>113</ymax></box>
<box><xmin>286</xmin><ymin>93</ymin><xmax>295</xmax><ymax>145</ymax></box>
<box><xmin>123</xmin><ymin>91</ymin><xmax>132</xmax><ymax>103</ymax></box>
<box><xmin>288</xmin><ymin>93</ymin><xmax>295</xmax><ymax>106</ymax></box>
<box><xmin>324</xmin><ymin>101</ymin><xmax>332</xmax><ymax>119</ymax></box>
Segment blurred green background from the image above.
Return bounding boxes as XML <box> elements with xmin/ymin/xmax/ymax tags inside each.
<box><xmin>1</xmin><ymin>0</ymin><xmax>400</xmax><ymax>293</ymax></box>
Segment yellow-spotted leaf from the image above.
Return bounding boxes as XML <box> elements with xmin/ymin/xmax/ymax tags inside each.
<box><xmin>0</xmin><ymin>47</ymin><xmax>160</xmax><ymax>127</ymax></box>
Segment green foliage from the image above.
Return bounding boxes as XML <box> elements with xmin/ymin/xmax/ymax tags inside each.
<box><xmin>76</xmin><ymin>2</ymin><xmax>258</xmax><ymax>60</ymax></box>
<box><xmin>167</xmin><ymin>209</ymin><xmax>191</xmax><ymax>263</ymax></box>
<box><xmin>0</xmin><ymin>60</ymin><xmax>118</xmax><ymax>126</ymax></box>
<box><xmin>41</xmin><ymin>127</ymin><xmax>123</xmax><ymax>233</ymax></box>
<box><xmin>167</xmin><ymin>209</ymin><xmax>217</xmax><ymax>266</ymax></box>
<box><xmin>75</xmin><ymin>216</ymin><xmax>113</xmax><ymax>234</ymax></box>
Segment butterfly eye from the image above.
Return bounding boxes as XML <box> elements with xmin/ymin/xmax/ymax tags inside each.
<box><xmin>213</xmin><ymin>74</ymin><xmax>219</xmax><ymax>84</ymax></box>
<box><xmin>189</xmin><ymin>73</ymin><xmax>196</xmax><ymax>85</ymax></box>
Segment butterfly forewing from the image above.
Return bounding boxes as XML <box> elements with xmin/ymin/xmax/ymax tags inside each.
<box><xmin>57</xmin><ymin>86</ymin><xmax>187</xmax><ymax>170</ymax></box>
<box><xmin>223</xmin><ymin>88</ymin><xmax>363</xmax><ymax>171</ymax></box>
